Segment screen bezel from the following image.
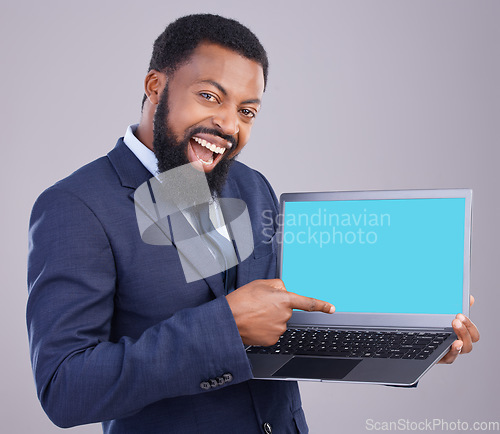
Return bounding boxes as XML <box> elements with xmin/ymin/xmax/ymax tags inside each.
<box><xmin>278</xmin><ymin>188</ymin><xmax>472</xmax><ymax>329</ymax></box>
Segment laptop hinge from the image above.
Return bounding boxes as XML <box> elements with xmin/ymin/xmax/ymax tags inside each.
<box><xmin>288</xmin><ymin>324</ymin><xmax>453</xmax><ymax>332</ymax></box>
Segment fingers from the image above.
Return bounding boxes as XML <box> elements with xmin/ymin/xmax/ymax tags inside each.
<box><xmin>458</xmin><ymin>314</ymin><xmax>480</xmax><ymax>342</ymax></box>
<box><xmin>268</xmin><ymin>279</ymin><xmax>335</xmax><ymax>313</ymax></box>
<box><xmin>455</xmin><ymin>314</ymin><xmax>480</xmax><ymax>346</ymax></box>
<box><xmin>438</xmin><ymin>312</ymin><xmax>480</xmax><ymax>364</ymax></box>
<box><xmin>287</xmin><ymin>292</ymin><xmax>335</xmax><ymax>314</ymax></box>
<box><xmin>470</xmin><ymin>294</ymin><xmax>475</xmax><ymax>307</ymax></box>
<box><xmin>438</xmin><ymin>340</ymin><xmax>463</xmax><ymax>364</ymax></box>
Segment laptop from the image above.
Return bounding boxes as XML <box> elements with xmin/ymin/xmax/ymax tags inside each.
<box><xmin>246</xmin><ymin>188</ymin><xmax>472</xmax><ymax>386</ymax></box>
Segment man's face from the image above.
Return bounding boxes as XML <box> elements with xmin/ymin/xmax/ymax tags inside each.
<box><xmin>153</xmin><ymin>42</ymin><xmax>265</xmax><ymax>195</ymax></box>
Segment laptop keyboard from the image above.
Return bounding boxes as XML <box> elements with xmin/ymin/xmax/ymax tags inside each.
<box><xmin>246</xmin><ymin>328</ymin><xmax>452</xmax><ymax>360</ymax></box>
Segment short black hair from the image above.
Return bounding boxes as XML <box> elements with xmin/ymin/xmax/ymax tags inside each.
<box><xmin>142</xmin><ymin>14</ymin><xmax>269</xmax><ymax>107</ymax></box>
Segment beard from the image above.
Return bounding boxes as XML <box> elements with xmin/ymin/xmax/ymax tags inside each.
<box><xmin>153</xmin><ymin>84</ymin><xmax>237</xmax><ymax>197</ymax></box>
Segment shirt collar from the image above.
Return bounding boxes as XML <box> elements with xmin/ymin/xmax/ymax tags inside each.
<box><xmin>123</xmin><ymin>124</ymin><xmax>159</xmax><ymax>176</ymax></box>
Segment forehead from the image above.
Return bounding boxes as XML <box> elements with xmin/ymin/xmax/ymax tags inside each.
<box><xmin>169</xmin><ymin>42</ymin><xmax>265</xmax><ymax>99</ymax></box>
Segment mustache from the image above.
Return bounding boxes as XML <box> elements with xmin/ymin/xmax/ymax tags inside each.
<box><xmin>186</xmin><ymin>127</ymin><xmax>238</xmax><ymax>149</ymax></box>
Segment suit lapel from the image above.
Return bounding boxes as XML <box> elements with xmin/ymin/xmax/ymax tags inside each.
<box><xmin>107</xmin><ymin>139</ymin><xmax>153</xmax><ymax>190</ymax></box>
<box><xmin>220</xmin><ymin>174</ymin><xmax>254</xmax><ymax>290</ymax></box>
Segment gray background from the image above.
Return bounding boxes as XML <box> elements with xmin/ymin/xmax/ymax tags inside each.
<box><xmin>1</xmin><ymin>0</ymin><xmax>498</xmax><ymax>432</ymax></box>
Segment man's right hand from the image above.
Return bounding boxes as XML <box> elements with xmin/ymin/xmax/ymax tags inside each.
<box><xmin>226</xmin><ymin>279</ymin><xmax>335</xmax><ymax>347</ymax></box>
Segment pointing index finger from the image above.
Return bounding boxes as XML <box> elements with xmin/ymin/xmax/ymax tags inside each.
<box><xmin>288</xmin><ymin>292</ymin><xmax>335</xmax><ymax>314</ymax></box>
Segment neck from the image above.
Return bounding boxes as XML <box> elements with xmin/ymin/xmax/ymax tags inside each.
<box><xmin>136</xmin><ymin>102</ymin><xmax>155</xmax><ymax>151</ymax></box>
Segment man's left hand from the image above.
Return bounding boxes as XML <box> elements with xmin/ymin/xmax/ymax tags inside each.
<box><xmin>438</xmin><ymin>295</ymin><xmax>480</xmax><ymax>364</ymax></box>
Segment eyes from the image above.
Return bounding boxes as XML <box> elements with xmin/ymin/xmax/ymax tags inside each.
<box><xmin>240</xmin><ymin>108</ymin><xmax>255</xmax><ymax>118</ymax></box>
<box><xmin>198</xmin><ymin>92</ymin><xmax>257</xmax><ymax>120</ymax></box>
<box><xmin>199</xmin><ymin>92</ymin><xmax>217</xmax><ymax>103</ymax></box>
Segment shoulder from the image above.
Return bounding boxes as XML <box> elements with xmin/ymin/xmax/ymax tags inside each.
<box><xmin>227</xmin><ymin>161</ymin><xmax>276</xmax><ymax>198</ymax></box>
<box><xmin>32</xmin><ymin>138</ymin><xmax>143</xmax><ymax>213</ymax></box>
<box><xmin>227</xmin><ymin>160</ymin><xmax>269</xmax><ymax>180</ymax></box>
<box><xmin>30</xmin><ymin>156</ymin><xmax>119</xmax><ymax>227</ymax></box>
<box><xmin>52</xmin><ymin>155</ymin><xmax>121</xmax><ymax>199</ymax></box>
<box><xmin>30</xmin><ymin>140</ymin><xmax>140</xmax><ymax>232</ymax></box>
<box><xmin>225</xmin><ymin>161</ymin><xmax>279</xmax><ymax>214</ymax></box>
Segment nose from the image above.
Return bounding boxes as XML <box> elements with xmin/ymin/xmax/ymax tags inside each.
<box><xmin>212</xmin><ymin>105</ymin><xmax>239</xmax><ymax>136</ymax></box>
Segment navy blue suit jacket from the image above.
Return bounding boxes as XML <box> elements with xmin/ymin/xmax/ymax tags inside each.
<box><xmin>27</xmin><ymin>139</ymin><xmax>307</xmax><ymax>433</ymax></box>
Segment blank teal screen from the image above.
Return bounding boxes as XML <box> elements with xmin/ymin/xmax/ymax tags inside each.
<box><xmin>281</xmin><ymin>198</ymin><xmax>465</xmax><ymax>314</ymax></box>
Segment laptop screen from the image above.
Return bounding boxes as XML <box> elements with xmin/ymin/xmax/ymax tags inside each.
<box><xmin>281</xmin><ymin>197</ymin><xmax>466</xmax><ymax>315</ymax></box>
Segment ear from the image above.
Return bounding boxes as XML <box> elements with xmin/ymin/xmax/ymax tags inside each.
<box><xmin>144</xmin><ymin>70</ymin><xmax>167</xmax><ymax>105</ymax></box>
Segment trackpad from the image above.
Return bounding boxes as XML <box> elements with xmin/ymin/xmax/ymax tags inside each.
<box><xmin>272</xmin><ymin>357</ymin><xmax>361</xmax><ymax>380</ymax></box>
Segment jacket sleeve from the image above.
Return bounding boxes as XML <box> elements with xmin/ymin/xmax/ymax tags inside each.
<box><xmin>27</xmin><ymin>186</ymin><xmax>253</xmax><ymax>428</ymax></box>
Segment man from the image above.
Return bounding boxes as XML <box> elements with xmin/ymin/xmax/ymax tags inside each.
<box><xmin>27</xmin><ymin>14</ymin><xmax>479</xmax><ymax>433</ymax></box>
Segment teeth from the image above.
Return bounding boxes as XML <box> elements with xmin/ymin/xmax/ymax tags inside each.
<box><xmin>197</xmin><ymin>155</ymin><xmax>213</xmax><ymax>165</ymax></box>
<box><xmin>193</xmin><ymin>136</ymin><xmax>226</xmax><ymax>155</ymax></box>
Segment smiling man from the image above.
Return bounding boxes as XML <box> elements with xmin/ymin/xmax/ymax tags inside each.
<box><xmin>27</xmin><ymin>13</ymin><xmax>478</xmax><ymax>434</ymax></box>
<box><xmin>27</xmin><ymin>14</ymin><xmax>336</xmax><ymax>433</ymax></box>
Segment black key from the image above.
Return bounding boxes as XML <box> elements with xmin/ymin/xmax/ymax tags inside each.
<box><xmin>415</xmin><ymin>353</ymin><xmax>430</xmax><ymax>360</ymax></box>
<box><xmin>390</xmin><ymin>353</ymin><xmax>404</xmax><ymax>359</ymax></box>
<box><xmin>414</xmin><ymin>337</ymin><xmax>433</xmax><ymax>343</ymax></box>
<box><xmin>402</xmin><ymin>353</ymin><xmax>417</xmax><ymax>359</ymax></box>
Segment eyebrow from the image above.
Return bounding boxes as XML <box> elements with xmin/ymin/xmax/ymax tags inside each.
<box><xmin>197</xmin><ymin>79</ymin><xmax>261</xmax><ymax>106</ymax></box>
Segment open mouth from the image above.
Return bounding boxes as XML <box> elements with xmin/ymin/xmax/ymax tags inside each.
<box><xmin>187</xmin><ymin>134</ymin><xmax>232</xmax><ymax>171</ymax></box>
